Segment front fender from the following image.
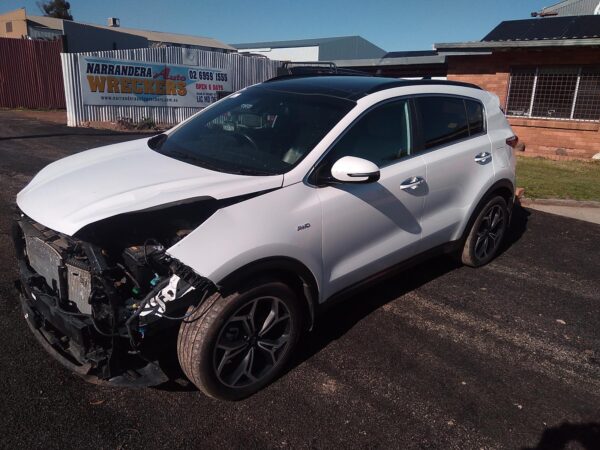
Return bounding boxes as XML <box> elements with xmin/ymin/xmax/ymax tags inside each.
<box><xmin>166</xmin><ymin>182</ymin><xmax>324</xmax><ymax>298</ymax></box>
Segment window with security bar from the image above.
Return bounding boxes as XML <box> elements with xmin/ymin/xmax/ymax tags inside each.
<box><xmin>505</xmin><ymin>67</ymin><xmax>600</xmax><ymax>122</ymax></box>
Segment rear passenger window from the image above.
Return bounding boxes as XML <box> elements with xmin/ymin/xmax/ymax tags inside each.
<box><xmin>416</xmin><ymin>97</ymin><xmax>469</xmax><ymax>149</ymax></box>
<box><xmin>465</xmin><ymin>99</ymin><xmax>484</xmax><ymax>135</ymax></box>
<box><xmin>415</xmin><ymin>96</ymin><xmax>469</xmax><ymax>149</ymax></box>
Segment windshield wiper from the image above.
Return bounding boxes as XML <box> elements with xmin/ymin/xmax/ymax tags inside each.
<box><xmin>168</xmin><ymin>150</ymin><xmax>222</xmax><ymax>170</ymax></box>
<box><xmin>160</xmin><ymin>149</ymin><xmax>275</xmax><ymax>176</ymax></box>
<box><xmin>224</xmin><ymin>168</ymin><xmax>271</xmax><ymax>176</ymax></box>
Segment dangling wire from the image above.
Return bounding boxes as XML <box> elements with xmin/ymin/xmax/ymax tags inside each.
<box><xmin>160</xmin><ymin>289</ymin><xmax>211</xmax><ymax>320</ymax></box>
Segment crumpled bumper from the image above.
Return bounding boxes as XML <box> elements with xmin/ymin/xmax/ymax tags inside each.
<box><xmin>15</xmin><ymin>274</ymin><xmax>170</xmax><ymax>388</ymax></box>
<box><xmin>12</xmin><ymin>220</ymin><xmax>170</xmax><ymax>388</ymax></box>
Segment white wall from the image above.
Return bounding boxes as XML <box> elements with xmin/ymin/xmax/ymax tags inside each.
<box><xmin>239</xmin><ymin>46</ymin><xmax>319</xmax><ymax>62</ymax></box>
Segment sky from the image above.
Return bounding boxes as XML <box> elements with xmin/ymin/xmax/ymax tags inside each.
<box><xmin>2</xmin><ymin>0</ymin><xmax>553</xmax><ymax>51</ymax></box>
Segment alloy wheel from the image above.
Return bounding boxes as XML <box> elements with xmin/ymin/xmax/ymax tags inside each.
<box><xmin>474</xmin><ymin>204</ymin><xmax>505</xmax><ymax>260</ymax></box>
<box><xmin>213</xmin><ymin>296</ymin><xmax>291</xmax><ymax>388</ymax></box>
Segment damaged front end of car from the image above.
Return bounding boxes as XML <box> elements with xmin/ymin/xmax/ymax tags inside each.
<box><xmin>12</xmin><ymin>199</ymin><xmax>218</xmax><ymax>387</ymax></box>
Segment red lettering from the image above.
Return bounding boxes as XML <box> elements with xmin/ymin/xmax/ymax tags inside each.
<box><xmin>153</xmin><ymin>67</ymin><xmax>186</xmax><ymax>81</ymax></box>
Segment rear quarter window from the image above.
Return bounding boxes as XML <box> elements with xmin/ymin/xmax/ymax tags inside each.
<box><xmin>465</xmin><ymin>99</ymin><xmax>485</xmax><ymax>135</ymax></box>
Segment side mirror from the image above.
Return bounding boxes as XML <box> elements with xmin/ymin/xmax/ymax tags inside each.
<box><xmin>330</xmin><ymin>156</ymin><xmax>380</xmax><ymax>183</ymax></box>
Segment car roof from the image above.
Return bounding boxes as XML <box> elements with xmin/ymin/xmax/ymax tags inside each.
<box><xmin>257</xmin><ymin>75</ymin><xmax>481</xmax><ymax>101</ymax></box>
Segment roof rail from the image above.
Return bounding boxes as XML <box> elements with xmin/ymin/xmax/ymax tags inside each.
<box><xmin>264</xmin><ymin>65</ymin><xmax>483</xmax><ymax>91</ymax></box>
<box><xmin>269</xmin><ymin>61</ymin><xmax>372</xmax><ymax>81</ymax></box>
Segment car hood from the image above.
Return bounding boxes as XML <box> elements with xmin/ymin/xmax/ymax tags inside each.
<box><xmin>17</xmin><ymin>137</ymin><xmax>283</xmax><ymax>236</ymax></box>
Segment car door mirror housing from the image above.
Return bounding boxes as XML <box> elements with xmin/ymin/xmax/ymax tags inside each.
<box><xmin>330</xmin><ymin>156</ymin><xmax>380</xmax><ymax>183</ymax></box>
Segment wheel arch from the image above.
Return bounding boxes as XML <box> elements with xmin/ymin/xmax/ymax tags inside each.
<box><xmin>215</xmin><ymin>257</ymin><xmax>320</xmax><ymax>331</ymax></box>
<box><xmin>456</xmin><ymin>178</ymin><xmax>515</xmax><ymax>242</ymax></box>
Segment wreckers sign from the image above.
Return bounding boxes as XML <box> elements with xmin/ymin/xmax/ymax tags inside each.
<box><xmin>79</xmin><ymin>56</ymin><xmax>232</xmax><ymax>107</ymax></box>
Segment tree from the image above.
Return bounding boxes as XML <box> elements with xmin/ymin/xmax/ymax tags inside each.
<box><xmin>37</xmin><ymin>0</ymin><xmax>73</xmax><ymax>20</ymax></box>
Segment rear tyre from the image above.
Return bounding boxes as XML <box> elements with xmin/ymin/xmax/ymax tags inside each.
<box><xmin>461</xmin><ymin>195</ymin><xmax>508</xmax><ymax>267</ymax></box>
<box><xmin>177</xmin><ymin>280</ymin><xmax>302</xmax><ymax>400</ymax></box>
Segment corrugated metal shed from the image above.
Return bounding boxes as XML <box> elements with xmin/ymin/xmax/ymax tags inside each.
<box><xmin>93</xmin><ymin>26</ymin><xmax>236</xmax><ymax>51</ymax></box>
<box><xmin>0</xmin><ymin>37</ymin><xmax>65</xmax><ymax>109</ymax></box>
<box><xmin>540</xmin><ymin>0</ymin><xmax>600</xmax><ymax>16</ymax></box>
<box><xmin>61</xmin><ymin>47</ymin><xmax>281</xmax><ymax>127</ymax></box>
<box><xmin>27</xmin><ymin>14</ymin><xmax>235</xmax><ymax>51</ymax></box>
<box><xmin>62</xmin><ymin>21</ymin><xmax>149</xmax><ymax>52</ymax></box>
<box><xmin>232</xmin><ymin>36</ymin><xmax>386</xmax><ymax>61</ymax></box>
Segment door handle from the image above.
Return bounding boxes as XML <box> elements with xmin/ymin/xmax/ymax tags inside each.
<box><xmin>400</xmin><ymin>176</ymin><xmax>425</xmax><ymax>190</ymax></box>
<box><xmin>474</xmin><ymin>152</ymin><xmax>492</xmax><ymax>164</ymax></box>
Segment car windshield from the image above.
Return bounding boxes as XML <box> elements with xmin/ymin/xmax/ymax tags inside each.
<box><xmin>150</xmin><ymin>86</ymin><xmax>355</xmax><ymax>176</ymax></box>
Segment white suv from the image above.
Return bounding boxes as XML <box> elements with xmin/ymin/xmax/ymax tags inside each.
<box><xmin>13</xmin><ymin>75</ymin><xmax>517</xmax><ymax>400</ymax></box>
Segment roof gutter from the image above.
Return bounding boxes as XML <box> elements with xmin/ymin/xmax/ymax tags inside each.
<box><xmin>435</xmin><ymin>38</ymin><xmax>600</xmax><ymax>51</ymax></box>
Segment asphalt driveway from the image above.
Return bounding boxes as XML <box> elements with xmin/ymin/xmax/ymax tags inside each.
<box><xmin>1</xmin><ymin>111</ymin><xmax>599</xmax><ymax>449</ymax></box>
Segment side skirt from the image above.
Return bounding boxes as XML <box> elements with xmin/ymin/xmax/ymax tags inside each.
<box><xmin>317</xmin><ymin>240</ymin><xmax>462</xmax><ymax>314</ymax></box>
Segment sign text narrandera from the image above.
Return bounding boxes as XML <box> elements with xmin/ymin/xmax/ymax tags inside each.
<box><xmin>79</xmin><ymin>57</ymin><xmax>232</xmax><ymax>107</ymax></box>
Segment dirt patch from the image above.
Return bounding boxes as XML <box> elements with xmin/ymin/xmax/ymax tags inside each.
<box><xmin>84</xmin><ymin>120</ymin><xmax>172</xmax><ymax>133</ymax></box>
<box><xmin>3</xmin><ymin>109</ymin><xmax>67</xmax><ymax>125</ymax></box>
<box><xmin>1</xmin><ymin>109</ymin><xmax>170</xmax><ymax>133</ymax></box>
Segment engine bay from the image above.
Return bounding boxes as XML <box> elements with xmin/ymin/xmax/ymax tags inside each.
<box><xmin>13</xmin><ymin>206</ymin><xmax>216</xmax><ymax>385</ymax></box>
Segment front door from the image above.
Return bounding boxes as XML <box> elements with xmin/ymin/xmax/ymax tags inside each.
<box><xmin>313</xmin><ymin>98</ymin><xmax>428</xmax><ymax>300</ymax></box>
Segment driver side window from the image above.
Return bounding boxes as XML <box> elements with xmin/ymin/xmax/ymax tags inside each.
<box><xmin>326</xmin><ymin>99</ymin><xmax>413</xmax><ymax>168</ymax></box>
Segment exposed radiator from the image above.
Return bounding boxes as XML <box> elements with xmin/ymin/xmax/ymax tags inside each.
<box><xmin>24</xmin><ymin>235</ymin><xmax>92</xmax><ymax>315</ymax></box>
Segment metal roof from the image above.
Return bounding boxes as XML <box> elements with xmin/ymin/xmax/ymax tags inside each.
<box><xmin>232</xmin><ymin>36</ymin><xmax>363</xmax><ymax>49</ymax></box>
<box><xmin>384</xmin><ymin>50</ymin><xmax>439</xmax><ymax>59</ymax></box>
<box><xmin>331</xmin><ymin>54</ymin><xmax>447</xmax><ymax>68</ymax></box>
<box><xmin>330</xmin><ymin>49</ymin><xmax>495</xmax><ymax>69</ymax></box>
<box><xmin>27</xmin><ymin>15</ymin><xmax>64</xmax><ymax>30</ymax></box>
<box><xmin>97</xmin><ymin>26</ymin><xmax>236</xmax><ymax>51</ymax></box>
<box><xmin>231</xmin><ymin>36</ymin><xmax>386</xmax><ymax>61</ymax></box>
<box><xmin>435</xmin><ymin>38</ymin><xmax>600</xmax><ymax>50</ymax></box>
<box><xmin>539</xmin><ymin>0</ymin><xmax>600</xmax><ymax>16</ymax></box>
<box><xmin>436</xmin><ymin>15</ymin><xmax>600</xmax><ymax>50</ymax></box>
<box><xmin>26</xmin><ymin>15</ymin><xmax>235</xmax><ymax>51</ymax></box>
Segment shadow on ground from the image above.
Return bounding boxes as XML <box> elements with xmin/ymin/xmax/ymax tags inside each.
<box><xmin>525</xmin><ymin>422</ymin><xmax>600</xmax><ymax>450</ymax></box>
<box><xmin>293</xmin><ymin>202</ymin><xmax>530</xmax><ymax>373</ymax></box>
<box><xmin>157</xmin><ymin>202</ymin><xmax>531</xmax><ymax>393</ymax></box>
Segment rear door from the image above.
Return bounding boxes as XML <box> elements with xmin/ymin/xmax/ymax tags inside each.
<box><xmin>414</xmin><ymin>95</ymin><xmax>494</xmax><ymax>249</ymax></box>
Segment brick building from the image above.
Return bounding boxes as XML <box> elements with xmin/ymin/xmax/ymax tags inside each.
<box><xmin>336</xmin><ymin>4</ymin><xmax>600</xmax><ymax>160</ymax></box>
<box><xmin>436</xmin><ymin>15</ymin><xmax>600</xmax><ymax>160</ymax></box>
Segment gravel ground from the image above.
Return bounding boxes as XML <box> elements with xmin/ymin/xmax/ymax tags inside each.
<box><xmin>1</xmin><ymin>111</ymin><xmax>599</xmax><ymax>449</ymax></box>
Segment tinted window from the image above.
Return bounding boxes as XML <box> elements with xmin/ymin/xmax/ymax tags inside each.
<box><xmin>152</xmin><ymin>87</ymin><xmax>354</xmax><ymax>176</ymax></box>
<box><xmin>466</xmin><ymin>99</ymin><xmax>484</xmax><ymax>135</ymax></box>
<box><xmin>416</xmin><ymin>96</ymin><xmax>469</xmax><ymax>149</ymax></box>
<box><xmin>324</xmin><ymin>99</ymin><xmax>412</xmax><ymax>168</ymax></box>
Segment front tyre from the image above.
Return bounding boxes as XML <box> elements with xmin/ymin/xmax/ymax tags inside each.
<box><xmin>177</xmin><ymin>280</ymin><xmax>302</xmax><ymax>400</ymax></box>
<box><xmin>461</xmin><ymin>195</ymin><xmax>509</xmax><ymax>267</ymax></box>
